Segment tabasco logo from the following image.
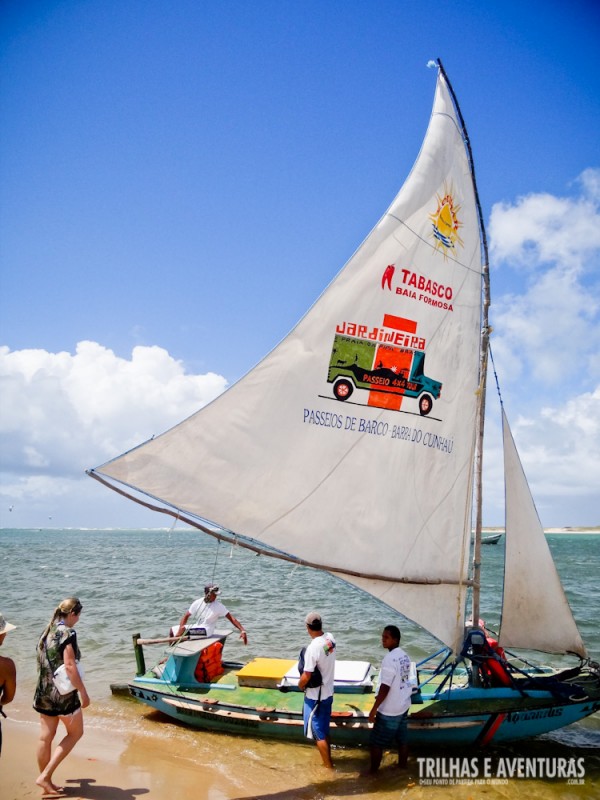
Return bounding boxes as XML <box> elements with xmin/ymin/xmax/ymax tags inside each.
<box><xmin>430</xmin><ymin>186</ymin><xmax>463</xmax><ymax>256</ymax></box>
<box><xmin>378</xmin><ymin>186</ymin><xmax>462</xmax><ymax>310</ymax></box>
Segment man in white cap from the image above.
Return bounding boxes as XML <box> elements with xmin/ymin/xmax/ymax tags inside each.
<box><xmin>176</xmin><ymin>585</ymin><xmax>248</xmax><ymax>643</ymax></box>
<box><xmin>0</xmin><ymin>612</ymin><xmax>17</xmax><ymax>758</ymax></box>
<box><xmin>298</xmin><ymin>611</ymin><xmax>336</xmax><ymax>769</ymax></box>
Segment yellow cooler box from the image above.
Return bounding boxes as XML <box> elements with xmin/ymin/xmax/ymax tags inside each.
<box><xmin>237</xmin><ymin>658</ymin><xmax>297</xmax><ymax>689</ymax></box>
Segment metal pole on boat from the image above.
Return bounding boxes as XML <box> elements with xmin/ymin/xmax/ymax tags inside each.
<box><xmin>133</xmin><ymin>632</ymin><xmax>146</xmax><ymax>676</ymax></box>
<box><xmin>470</xmin><ymin>141</ymin><xmax>491</xmax><ymax>635</ymax></box>
<box><xmin>436</xmin><ymin>59</ymin><xmax>491</xmax><ymax>637</ymax></box>
<box><xmin>472</xmin><ymin>333</ymin><xmax>490</xmax><ymax>632</ymax></box>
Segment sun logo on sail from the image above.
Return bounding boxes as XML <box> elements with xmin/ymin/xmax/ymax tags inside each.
<box><xmin>430</xmin><ymin>187</ymin><xmax>463</xmax><ymax>256</ymax></box>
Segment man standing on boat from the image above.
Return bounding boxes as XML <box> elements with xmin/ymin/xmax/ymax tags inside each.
<box><xmin>366</xmin><ymin>624</ymin><xmax>412</xmax><ymax>773</ymax></box>
<box><xmin>175</xmin><ymin>585</ymin><xmax>248</xmax><ymax>643</ymax></box>
<box><xmin>298</xmin><ymin>611</ymin><xmax>336</xmax><ymax>769</ymax></box>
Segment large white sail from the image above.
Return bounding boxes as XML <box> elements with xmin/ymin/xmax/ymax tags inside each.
<box><xmin>91</xmin><ymin>71</ymin><xmax>484</xmax><ymax>652</ymax></box>
<box><xmin>499</xmin><ymin>409</ymin><xmax>586</xmax><ymax>657</ymax></box>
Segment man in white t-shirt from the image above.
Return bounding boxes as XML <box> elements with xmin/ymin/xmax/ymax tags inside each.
<box><xmin>176</xmin><ymin>585</ymin><xmax>248</xmax><ymax>643</ymax></box>
<box><xmin>298</xmin><ymin>611</ymin><xmax>336</xmax><ymax>769</ymax></box>
<box><xmin>366</xmin><ymin>624</ymin><xmax>412</xmax><ymax>773</ymax></box>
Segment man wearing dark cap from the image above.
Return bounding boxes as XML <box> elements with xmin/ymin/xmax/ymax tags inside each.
<box><xmin>298</xmin><ymin>611</ymin><xmax>336</xmax><ymax>769</ymax></box>
<box><xmin>176</xmin><ymin>585</ymin><xmax>248</xmax><ymax>643</ymax></box>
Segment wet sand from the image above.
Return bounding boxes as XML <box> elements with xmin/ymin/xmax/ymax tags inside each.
<box><xmin>0</xmin><ymin>705</ymin><xmax>413</xmax><ymax>800</ymax></box>
<box><xmin>0</xmin><ymin>666</ymin><xmax>448</xmax><ymax>800</ymax></box>
<box><xmin>2</xmin><ymin>698</ymin><xmax>598</xmax><ymax>799</ymax></box>
<box><xmin>4</xmin><ymin>714</ymin><xmax>598</xmax><ymax>800</ymax></box>
<box><xmin>1</xmin><ymin>715</ymin><xmax>320</xmax><ymax>799</ymax></box>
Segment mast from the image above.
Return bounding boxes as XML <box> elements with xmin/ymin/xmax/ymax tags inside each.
<box><xmin>436</xmin><ymin>60</ymin><xmax>491</xmax><ymax>628</ymax></box>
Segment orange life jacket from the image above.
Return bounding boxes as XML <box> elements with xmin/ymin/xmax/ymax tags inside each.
<box><xmin>194</xmin><ymin>641</ymin><xmax>224</xmax><ymax>683</ymax></box>
<box><xmin>481</xmin><ymin>635</ymin><xmax>511</xmax><ymax>687</ymax></box>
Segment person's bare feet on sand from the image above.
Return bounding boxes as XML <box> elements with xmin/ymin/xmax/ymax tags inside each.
<box><xmin>35</xmin><ymin>776</ymin><xmax>64</xmax><ymax>796</ymax></box>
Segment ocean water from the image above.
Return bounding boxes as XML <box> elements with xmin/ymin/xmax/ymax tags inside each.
<box><xmin>2</xmin><ymin>527</ymin><xmax>599</xmax><ymax>797</ymax></box>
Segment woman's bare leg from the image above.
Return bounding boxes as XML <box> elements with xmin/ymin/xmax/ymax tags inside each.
<box><xmin>36</xmin><ymin>710</ymin><xmax>84</xmax><ymax>794</ymax></box>
<box><xmin>36</xmin><ymin>714</ymin><xmax>59</xmax><ymax>775</ymax></box>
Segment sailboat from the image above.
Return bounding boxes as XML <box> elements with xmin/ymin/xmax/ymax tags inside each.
<box><xmin>482</xmin><ymin>533</ymin><xmax>502</xmax><ymax>544</ymax></box>
<box><xmin>89</xmin><ymin>60</ymin><xmax>600</xmax><ymax>746</ymax></box>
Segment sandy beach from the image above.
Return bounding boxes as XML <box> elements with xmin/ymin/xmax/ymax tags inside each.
<box><xmin>4</xmin><ymin>710</ymin><xmax>600</xmax><ymax>800</ymax></box>
<box><xmin>543</xmin><ymin>528</ymin><xmax>600</xmax><ymax>534</ymax></box>
<box><xmin>3</xmin><ymin>701</ymin><xmax>598</xmax><ymax>800</ymax></box>
<box><xmin>0</xmin><ymin>703</ymin><xmax>413</xmax><ymax>800</ymax></box>
<box><xmin>0</xmin><ymin>716</ymin><xmax>194</xmax><ymax>800</ymax></box>
<box><xmin>481</xmin><ymin>528</ymin><xmax>600</xmax><ymax>535</ymax></box>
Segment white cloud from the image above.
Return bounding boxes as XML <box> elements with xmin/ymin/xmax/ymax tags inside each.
<box><xmin>482</xmin><ymin>387</ymin><xmax>600</xmax><ymax>526</ymax></box>
<box><xmin>489</xmin><ymin>169</ymin><xmax>600</xmax><ymax>271</ymax></box>
<box><xmin>480</xmin><ymin>170</ymin><xmax>600</xmax><ymax>525</ymax></box>
<box><xmin>0</xmin><ymin>342</ymin><xmax>227</xmax><ymax>525</ymax></box>
<box><xmin>578</xmin><ymin>168</ymin><xmax>600</xmax><ymax>203</ymax></box>
<box><xmin>517</xmin><ymin>386</ymin><xmax>600</xmax><ymax>495</ymax></box>
<box><xmin>488</xmin><ymin>170</ymin><xmax>600</xmax><ymax>390</ymax></box>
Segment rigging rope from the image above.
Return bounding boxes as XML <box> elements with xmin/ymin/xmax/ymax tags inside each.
<box><xmin>285</xmin><ymin>562</ymin><xmax>300</xmax><ymax>584</ymax></box>
<box><xmin>211</xmin><ymin>538</ymin><xmax>221</xmax><ymax>585</ymax></box>
<box><xmin>489</xmin><ymin>343</ymin><xmax>504</xmax><ymax>408</ymax></box>
<box><xmin>167</xmin><ymin>511</ymin><xmax>179</xmax><ymax>543</ymax></box>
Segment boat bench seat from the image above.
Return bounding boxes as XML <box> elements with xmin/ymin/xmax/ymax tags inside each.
<box><xmin>279</xmin><ymin>659</ymin><xmax>374</xmax><ymax>693</ymax></box>
<box><xmin>168</xmin><ymin>630</ymin><xmax>231</xmax><ymax>657</ymax></box>
<box><xmin>151</xmin><ymin>631</ymin><xmax>232</xmax><ymax>682</ymax></box>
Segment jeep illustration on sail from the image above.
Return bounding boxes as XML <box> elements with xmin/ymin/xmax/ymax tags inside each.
<box><xmin>327</xmin><ymin>315</ymin><xmax>442</xmax><ymax>415</ymax></box>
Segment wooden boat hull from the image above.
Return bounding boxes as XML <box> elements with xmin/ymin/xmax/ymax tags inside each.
<box><xmin>123</xmin><ymin>667</ymin><xmax>600</xmax><ymax>748</ymax></box>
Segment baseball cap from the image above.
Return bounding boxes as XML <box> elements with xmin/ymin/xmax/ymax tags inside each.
<box><xmin>305</xmin><ymin>611</ymin><xmax>322</xmax><ymax>627</ymax></box>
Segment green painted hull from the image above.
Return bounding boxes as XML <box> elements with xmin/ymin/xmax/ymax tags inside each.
<box><xmin>122</xmin><ymin>661</ymin><xmax>600</xmax><ymax>748</ymax></box>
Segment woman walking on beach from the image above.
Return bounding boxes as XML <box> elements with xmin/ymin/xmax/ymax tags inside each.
<box><xmin>33</xmin><ymin>598</ymin><xmax>89</xmax><ymax>796</ymax></box>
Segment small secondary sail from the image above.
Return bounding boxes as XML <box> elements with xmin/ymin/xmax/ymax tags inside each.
<box><xmin>90</xmin><ymin>69</ymin><xmax>484</xmax><ymax>653</ymax></box>
<box><xmin>499</xmin><ymin>409</ymin><xmax>586</xmax><ymax>657</ymax></box>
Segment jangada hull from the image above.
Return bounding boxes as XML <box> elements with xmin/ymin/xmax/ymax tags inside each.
<box><xmin>125</xmin><ymin>673</ymin><xmax>600</xmax><ymax>747</ymax></box>
<box><xmin>119</xmin><ymin>636</ymin><xmax>600</xmax><ymax>748</ymax></box>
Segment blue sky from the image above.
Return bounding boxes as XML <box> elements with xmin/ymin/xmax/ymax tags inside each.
<box><xmin>1</xmin><ymin>0</ymin><xmax>599</xmax><ymax>529</ymax></box>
